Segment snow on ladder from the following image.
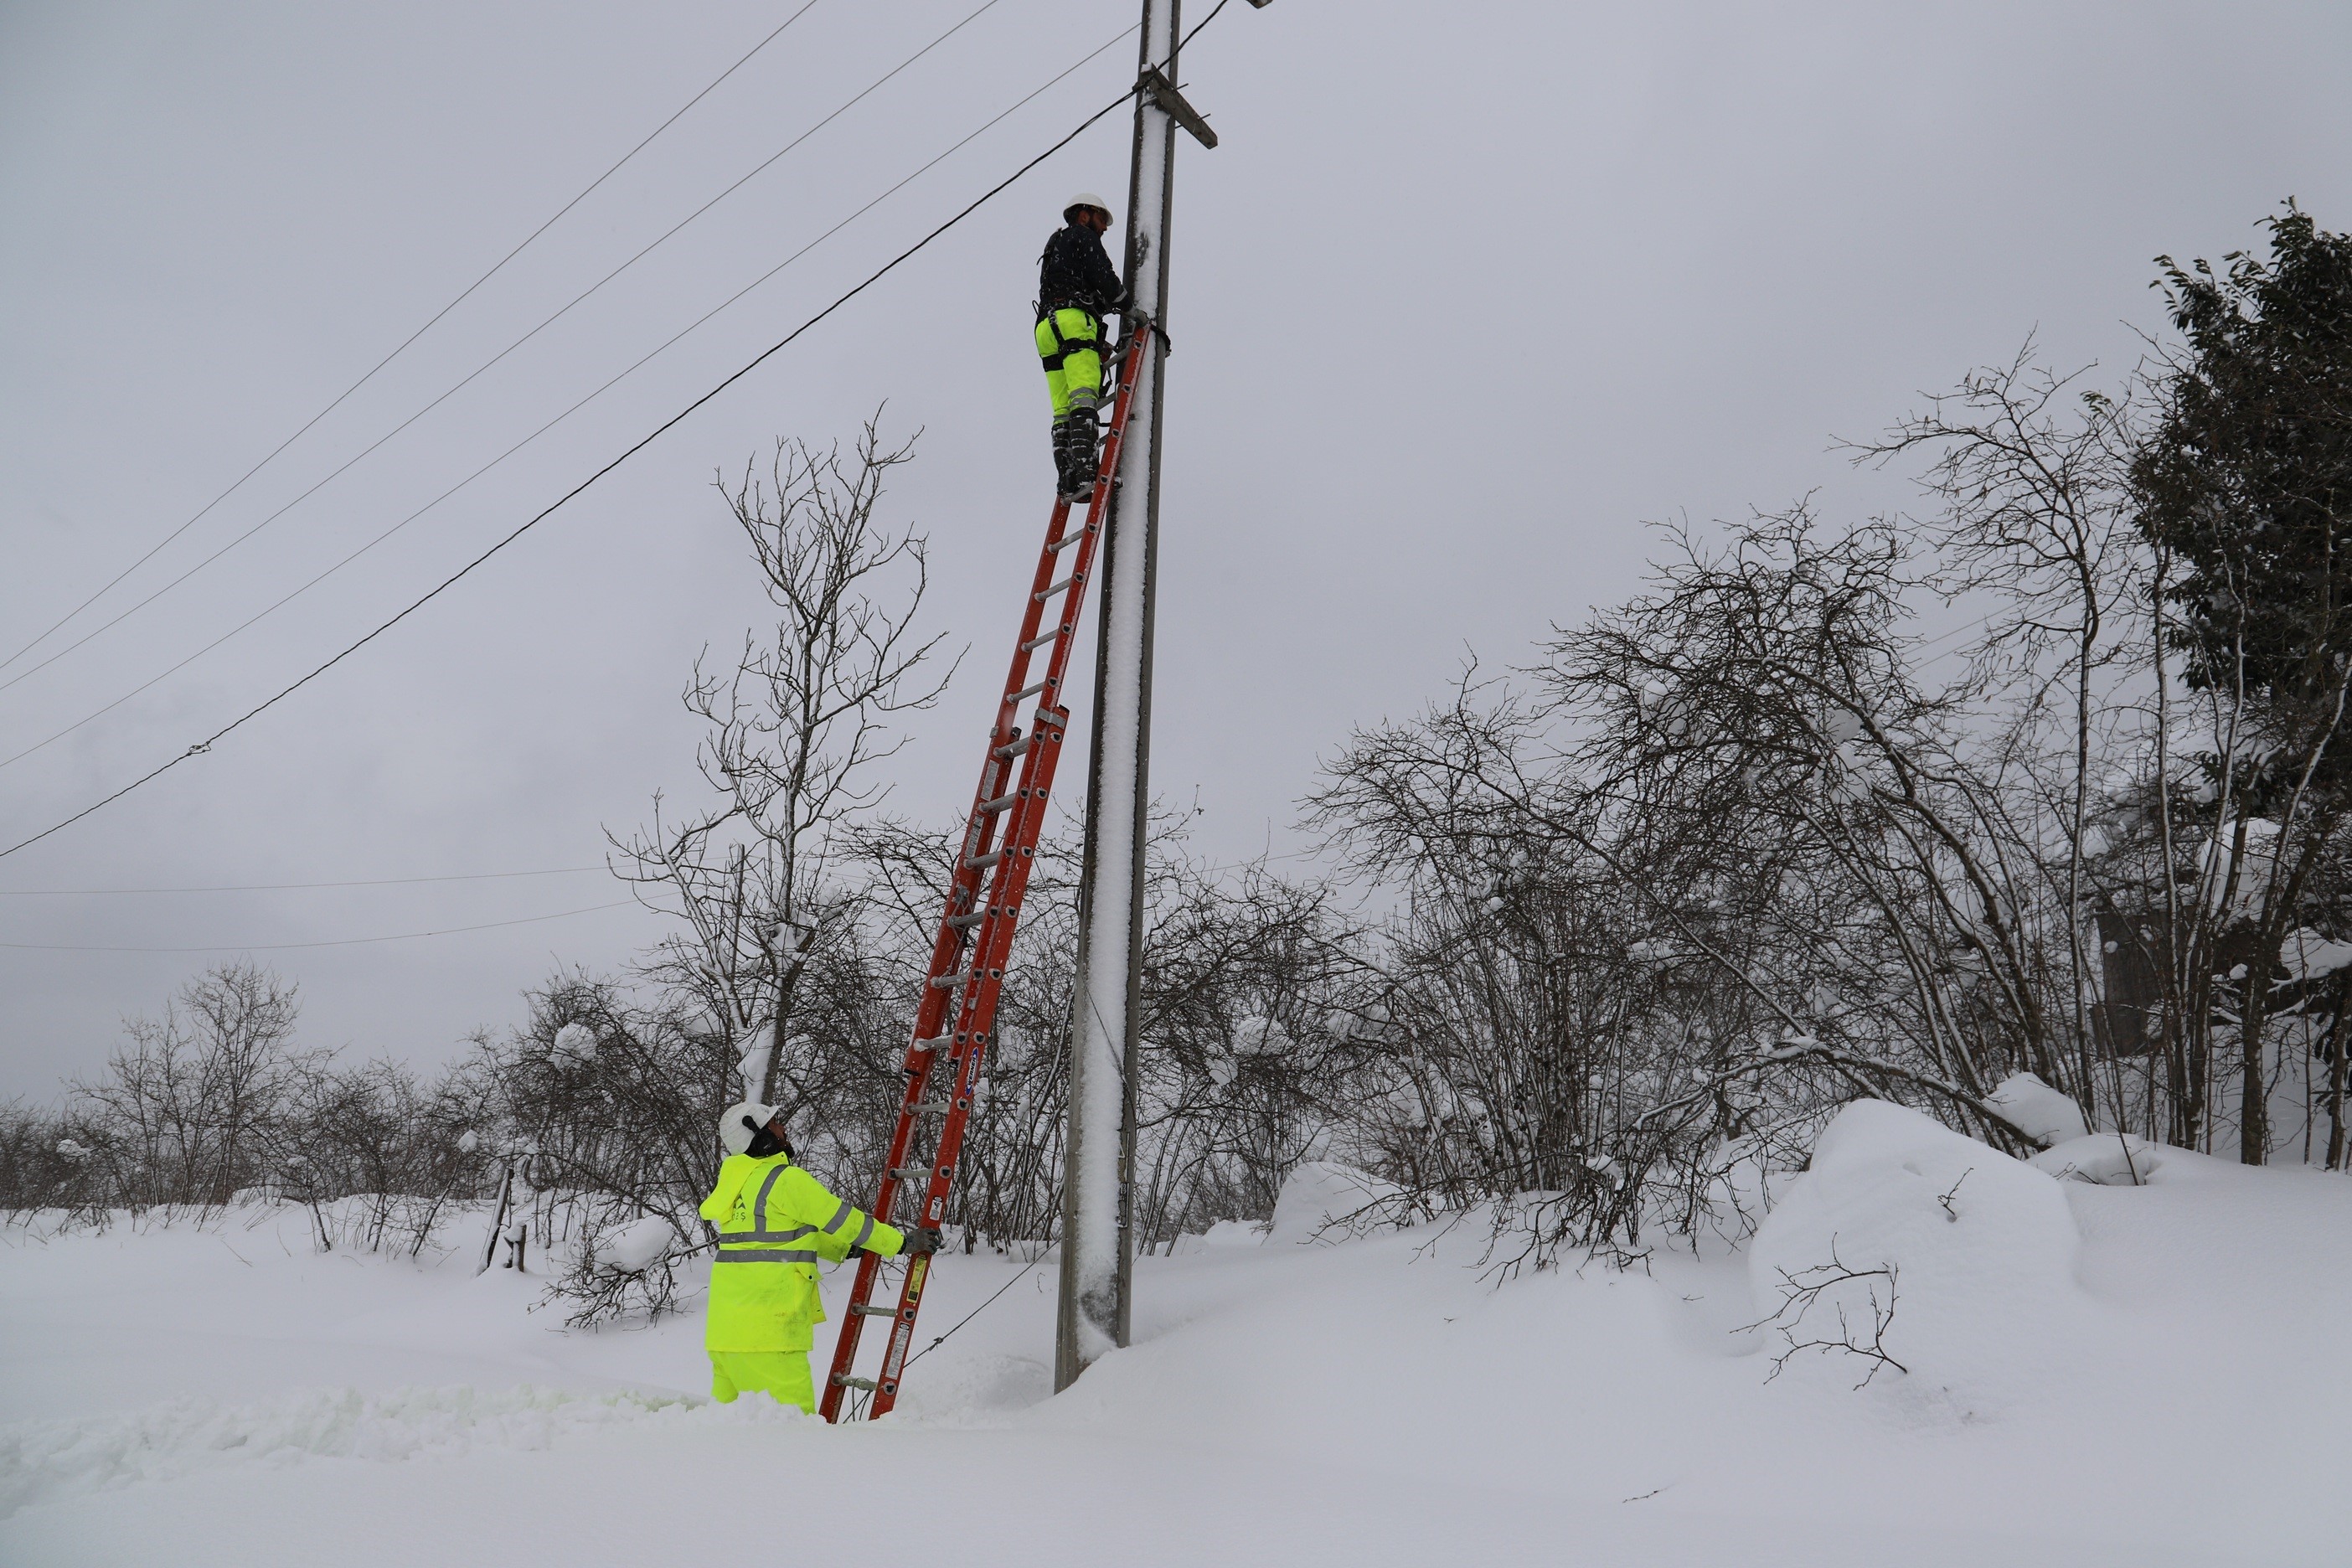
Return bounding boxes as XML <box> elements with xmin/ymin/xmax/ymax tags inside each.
<box><xmin>818</xmin><ymin>322</ymin><xmax>1155</xmax><ymax>1423</ymax></box>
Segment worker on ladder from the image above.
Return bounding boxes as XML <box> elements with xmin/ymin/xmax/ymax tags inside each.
<box><xmin>700</xmin><ymin>1101</ymin><xmax>940</xmax><ymax>1413</ymax></box>
<box><xmin>1036</xmin><ymin>192</ymin><xmax>1141</xmax><ymax>504</ymax></box>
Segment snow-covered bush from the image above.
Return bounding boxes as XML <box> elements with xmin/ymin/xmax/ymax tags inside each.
<box><xmin>595</xmin><ymin>1215</ymin><xmax>679</xmax><ymax>1275</ymax></box>
<box><xmin>1747</xmin><ymin>1101</ymin><xmax>2088</xmax><ymax>1406</ymax></box>
<box><xmin>1984</xmin><ymin>1073</ymin><xmax>2088</xmax><ymax>1148</ymax></box>
<box><xmin>551</xmin><ymin>1024</ymin><xmax>600</xmax><ymax>1064</ymax></box>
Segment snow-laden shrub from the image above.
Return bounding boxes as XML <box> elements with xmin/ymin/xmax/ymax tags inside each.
<box><xmin>1232</xmin><ymin>1013</ymin><xmax>1291</xmax><ymax>1058</ymax></box>
<box><xmin>544</xmin><ymin>1204</ymin><xmax>693</xmax><ymax>1326</ymax></box>
<box><xmin>595</xmin><ymin>1215</ymin><xmax>678</xmax><ymax>1275</ymax></box>
<box><xmin>1983</xmin><ymin>1072</ymin><xmax>2088</xmax><ymax>1148</ymax></box>
<box><xmin>1746</xmin><ymin>1101</ymin><xmax>2088</xmax><ymax>1409</ymax></box>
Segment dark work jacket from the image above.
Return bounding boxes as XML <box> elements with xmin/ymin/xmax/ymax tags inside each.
<box><xmin>1038</xmin><ymin>223</ymin><xmax>1126</xmax><ymax>318</ymax></box>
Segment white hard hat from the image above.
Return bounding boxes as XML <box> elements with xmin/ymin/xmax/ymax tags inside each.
<box><xmin>720</xmin><ymin>1101</ymin><xmax>779</xmax><ymax>1157</ymax></box>
<box><xmin>1065</xmin><ymin>191</ymin><xmax>1112</xmax><ymax>221</ymax></box>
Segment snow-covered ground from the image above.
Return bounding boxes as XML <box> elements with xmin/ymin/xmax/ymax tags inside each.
<box><xmin>3</xmin><ymin>1105</ymin><xmax>2345</xmax><ymax>1566</ymax></box>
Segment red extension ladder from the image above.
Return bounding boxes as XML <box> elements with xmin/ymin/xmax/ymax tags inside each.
<box><xmin>818</xmin><ymin>322</ymin><xmax>1153</xmax><ymax>1422</ymax></box>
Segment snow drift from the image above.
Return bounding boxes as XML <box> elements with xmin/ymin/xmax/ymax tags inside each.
<box><xmin>1265</xmin><ymin>1161</ymin><xmax>1405</xmax><ymax>1245</ymax></box>
<box><xmin>4</xmin><ymin>1125</ymin><xmax>2349</xmax><ymax>1566</ymax></box>
<box><xmin>0</xmin><ymin>1384</ymin><xmax>795</xmax><ymax>1519</ymax></box>
<box><xmin>1746</xmin><ymin>1100</ymin><xmax>2089</xmax><ymax>1411</ymax></box>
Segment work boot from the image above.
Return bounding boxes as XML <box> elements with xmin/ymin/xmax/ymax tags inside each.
<box><xmin>1050</xmin><ymin>418</ymin><xmax>1082</xmax><ymax>500</ymax></box>
<box><xmin>1058</xmin><ymin>413</ymin><xmax>1100</xmax><ymax>503</ymax></box>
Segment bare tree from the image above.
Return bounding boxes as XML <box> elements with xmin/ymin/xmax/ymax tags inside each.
<box><xmin>1847</xmin><ymin>344</ymin><xmax>2146</xmax><ymax>1119</ymax></box>
<box><xmin>73</xmin><ymin>962</ymin><xmax>316</xmax><ymax>1211</ymax></box>
<box><xmin>613</xmin><ymin>414</ymin><xmax>957</xmax><ymax>1112</ymax></box>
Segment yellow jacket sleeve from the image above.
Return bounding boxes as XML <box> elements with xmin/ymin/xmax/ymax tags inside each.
<box><xmin>780</xmin><ymin>1166</ymin><xmax>905</xmax><ymax>1261</ymax></box>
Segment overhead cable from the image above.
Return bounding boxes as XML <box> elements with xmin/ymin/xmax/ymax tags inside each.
<box><xmin>0</xmin><ymin>898</ymin><xmax>642</xmax><ymax>953</ymax></box>
<box><xmin>0</xmin><ymin>0</ymin><xmax>1003</xmax><ymax>700</ymax></box>
<box><xmin>0</xmin><ymin>72</ymin><xmax>1150</xmax><ymax>863</ymax></box>
<box><xmin>0</xmin><ymin>2</ymin><xmax>825</xmax><ymax>679</ymax></box>
<box><xmin>0</xmin><ymin>865</ymin><xmax>607</xmax><ymax>896</ymax></box>
<box><xmin>0</xmin><ymin>22</ymin><xmax>1139</xmax><ymax>778</ymax></box>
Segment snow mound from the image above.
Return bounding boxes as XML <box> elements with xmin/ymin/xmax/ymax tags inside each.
<box><xmin>1163</xmin><ymin>1218</ymin><xmax>1266</xmax><ymax>1253</ymax></box>
<box><xmin>1202</xmin><ymin>1218</ymin><xmax>1263</xmax><ymax>1246</ymax></box>
<box><xmin>2030</xmin><ymin>1132</ymin><xmax>2163</xmax><ymax>1186</ymax></box>
<box><xmin>1747</xmin><ymin>1101</ymin><xmax>2087</xmax><ymax>1412</ymax></box>
<box><xmin>595</xmin><ymin>1215</ymin><xmax>677</xmax><ymax>1274</ymax></box>
<box><xmin>1983</xmin><ymin>1072</ymin><xmax>2088</xmax><ymax>1147</ymax></box>
<box><xmin>885</xmin><ymin>1352</ymin><xmax>1052</xmax><ymax>1423</ymax></box>
<box><xmin>0</xmin><ymin>1384</ymin><xmax>790</xmax><ymax>1519</ymax></box>
<box><xmin>1266</xmin><ymin>1162</ymin><xmax>1406</xmax><ymax>1246</ymax></box>
<box><xmin>2280</xmin><ymin>926</ymin><xmax>2352</xmax><ymax>981</ymax></box>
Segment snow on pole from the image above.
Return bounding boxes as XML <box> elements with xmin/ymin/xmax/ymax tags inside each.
<box><xmin>1057</xmin><ymin>0</ymin><xmax>1181</xmax><ymax>1392</ymax></box>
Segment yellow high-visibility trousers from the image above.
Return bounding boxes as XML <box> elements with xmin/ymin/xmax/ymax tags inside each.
<box><xmin>709</xmin><ymin>1349</ymin><xmax>816</xmax><ymax>1414</ymax></box>
<box><xmin>1035</xmin><ymin>307</ymin><xmax>1104</xmax><ymax>420</ymax></box>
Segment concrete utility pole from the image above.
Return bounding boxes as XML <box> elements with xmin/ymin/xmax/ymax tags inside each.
<box><xmin>1056</xmin><ymin>0</ymin><xmax>1228</xmax><ymax>1392</ymax></box>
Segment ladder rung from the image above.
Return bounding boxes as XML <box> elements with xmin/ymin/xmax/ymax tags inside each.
<box><xmin>978</xmin><ymin>792</ymin><xmax>1019</xmax><ymax>815</ymax></box>
<box><xmin>1034</xmin><ymin>573</ymin><xmax>1080</xmax><ymax>602</ymax></box>
<box><xmin>993</xmin><ymin>736</ymin><xmax>1034</xmax><ymax>759</ymax></box>
<box><xmin>1008</xmin><ymin>679</ymin><xmax>1050</xmax><ymax>702</ymax></box>
<box><xmin>929</xmin><ymin>969</ymin><xmax>972</xmax><ymax>990</ymax></box>
<box><xmin>963</xmin><ymin>850</ymin><xmax>1003</xmax><ymax>870</ymax></box>
<box><xmin>889</xmin><ymin>1166</ymin><xmax>933</xmax><ymax>1183</ymax></box>
<box><xmin>848</xmin><ymin>1302</ymin><xmax>899</xmax><ymax>1318</ymax></box>
<box><xmin>1020</xmin><ymin>625</ymin><xmax>1070</xmax><ymax>653</ymax></box>
<box><xmin>1044</xmin><ymin>529</ymin><xmax>1087</xmax><ymax>554</ymax></box>
<box><xmin>910</xmin><ymin>1033</ymin><xmax>947</xmax><ymax>1050</ymax></box>
<box><xmin>913</xmin><ymin>1099</ymin><xmax>955</xmax><ymax>1116</ymax></box>
<box><xmin>832</xmin><ymin>1375</ymin><xmax>880</xmax><ymax>1391</ymax></box>
<box><xmin>945</xmin><ymin>911</ymin><xmax>986</xmax><ymax>930</ymax></box>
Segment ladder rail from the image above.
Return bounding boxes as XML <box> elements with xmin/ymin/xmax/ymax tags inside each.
<box><xmin>820</xmin><ymin>325</ymin><xmax>1152</xmax><ymax>1421</ymax></box>
<box><xmin>856</xmin><ymin>704</ymin><xmax>1070</xmax><ymax>1413</ymax></box>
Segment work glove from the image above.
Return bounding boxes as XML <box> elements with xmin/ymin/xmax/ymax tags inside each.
<box><xmin>897</xmin><ymin>1227</ymin><xmax>943</xmax><ymax>1256</ymax></box>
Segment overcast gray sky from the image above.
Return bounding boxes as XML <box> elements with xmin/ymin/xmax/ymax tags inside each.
<box><xmin>3</xmin><ymin>0</ymin><xmax>2349</xmax><ymax>1101</ymax></box>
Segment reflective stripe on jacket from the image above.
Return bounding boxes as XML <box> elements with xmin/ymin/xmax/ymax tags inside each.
<box><xmin>699</xmin><ymin>1153</ymin><xmax>905</xmax><ymax>1352</ymax></box>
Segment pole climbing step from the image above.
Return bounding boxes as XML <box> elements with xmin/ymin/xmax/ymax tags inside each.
<box><xmin>818</xmin><ymin>321</ymin><xmax>1155</xmax><ymax>1423</ymax></box>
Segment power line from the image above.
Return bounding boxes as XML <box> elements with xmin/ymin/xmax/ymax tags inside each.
<box><xmin>0</xmin><ymin>0</ymin><xmax>1004</xmax><ymax>702</ymax></box>
<box><xmin>0</xmin><ymin>866</ymin><xmax>608</xmax><ymax>896</ymax></box>
<box><xmin>0</xmin><ymin>75</ymin><xmax>1149</xmax><ymax>864</ymax></box>
<box><xmin>900</xmin><ymin>1251</ymin><xmax>1049</xmax><ymax>1370</ymax></box>
<box><xmin>0</xmin><ymin>899</ymin><xmax>642</xmax><ymax>953</ymax></box>
<box><xmin>0</xmin><ymin>22</ymin><xmax>1139</xmax><ymax>779</ymax></box>
<box><xmin>0</xmin><ymin>3</ymin><xmax>826</xmax><ymax>680</ymax></box>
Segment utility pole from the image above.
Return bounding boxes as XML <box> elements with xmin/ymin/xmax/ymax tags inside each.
<box><xmin>1056</xmin><ymin>0</ymin><xmax>1232</xmax><ymax>1391</ymax></box>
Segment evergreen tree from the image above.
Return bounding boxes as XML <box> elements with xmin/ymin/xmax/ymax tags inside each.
<box><xmin>2136</xmin><ymin>204</ymin><xmax>2352</xmax><ymax>1161</ymax></box>
<box><xmin>2137</xmin><ymin>204</ymin><xmax>2352</xmax><ymax>776</ymax></box>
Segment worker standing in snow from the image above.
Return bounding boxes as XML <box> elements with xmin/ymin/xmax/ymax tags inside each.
<box><xmin>1036</xmin><ymin>191</ymin><xmax>1137</xmax><ymax>503</ymax></box>
<box><xmin>699</xmin><ymin>1101</ymin><xmax>939</xmax><ymax>1414</ymax></box>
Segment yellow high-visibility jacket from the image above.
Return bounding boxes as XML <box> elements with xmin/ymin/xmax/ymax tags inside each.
<box><xmin>699</xmin><ymin>1153</ymin><xmax>905</xmax><ymax>1352</ymax></box>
